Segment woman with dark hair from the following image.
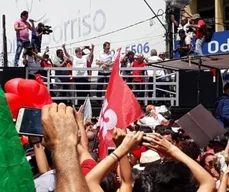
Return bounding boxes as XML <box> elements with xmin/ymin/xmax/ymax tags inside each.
<box><xmin>135</xmin><ymin>133</ymin><xmax>216</xmax><ymax>192</ymax></box>
<box><xmin>200</xmin><ymin>153</ymin><xmax>220</xmax><ymax>180</ymax></box>
<box><xmin>100</xmin><ymin>172</ymin><xmax>117</xmax><ymax>192</ymax></box>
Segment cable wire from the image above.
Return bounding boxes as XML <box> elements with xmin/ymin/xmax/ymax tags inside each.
<box><xmin>48</xmin><ymin>14</ymin><xmax>165</xmax><ymax>49</ymax></box>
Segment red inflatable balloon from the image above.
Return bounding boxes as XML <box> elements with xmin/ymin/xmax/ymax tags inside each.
<box><xmin>30</xmin><ymin>84</ymin><xmax>52</xmax><ymax>108</ymax></box>
<box><xmin>5</xmin><ymin>93</ymin><xmax>22</xmax><ymax>119</ymax></box>
<box><xmin>18</xmin><ymin>79</ymin><xmax>40</xmax><ymax>105</ymax></box>
<box><xmin>4</xmin><ymin>78</ymin><xmax>23</xmax><ymax>95</ymax></box>
<box><xmin>36</xmin><ymin>84</ymin><xmax>48</xmax><ymax>104</ymax></box>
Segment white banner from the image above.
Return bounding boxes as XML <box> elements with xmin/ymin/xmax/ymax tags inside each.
<box><xmin>0</xmin><ymin>0</ymin><xmax>166</xmax><ymax>66</ymax></box>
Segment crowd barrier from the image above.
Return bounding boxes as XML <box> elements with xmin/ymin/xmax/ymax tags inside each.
<box><xmin>26</xmin><ymin>66</ymin><xmax>179</xmax><ymax>106</ymax></box>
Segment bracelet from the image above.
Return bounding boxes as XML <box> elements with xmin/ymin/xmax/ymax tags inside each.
<box><xmin>110</xmin><ymin>154</ymin><xmax>118</xmax><ymax>162</ymax></box>
<box><xmin>112</xmin><ymin>152</ymin><xmax>120</xmax><ymax>161</ymax></box>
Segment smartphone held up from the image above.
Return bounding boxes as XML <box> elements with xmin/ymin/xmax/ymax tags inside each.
<box><xmin>16</xmin><ymin>107</ymin><xmax>43</xmax><ymax>137</ymax></box>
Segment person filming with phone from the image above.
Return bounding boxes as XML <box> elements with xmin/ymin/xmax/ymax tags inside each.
<box><xmin>62</xmin><ymin>44</ymin><xmax>95</xmax><ymax>105</ymax></box>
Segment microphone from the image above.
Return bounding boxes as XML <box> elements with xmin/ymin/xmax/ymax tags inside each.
<box><xmin>29</xmin><ymin>19</ymin><xmax>35</xmax><ymax>23</ymax></box>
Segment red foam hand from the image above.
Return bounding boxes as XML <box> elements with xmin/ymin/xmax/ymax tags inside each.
<box><xmin>5</xmin><ymin>78</ymin><xmax>52</xmax><ymax>117</ymax></box>
<box><xmin>17</xmin><ymin>79</ymin><xmax>41</xmax><ymax>107</ymax></box>
<box><xmin>32</xmin><ymin>84</ymin><xmax>52</xmax><ymax>108</ymax></box>
<box><xmin>5</xmin><ymin>93</ymin><xmax>22</xmax><ymax>119</ymax></box>
<box><xmin>4</xmin><ymin>78</ymin><xmax>23</xmax><ymax>95</ymax></box>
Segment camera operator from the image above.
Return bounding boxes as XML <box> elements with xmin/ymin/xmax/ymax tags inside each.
<box><xmin>175</xmin><ymin>29</ymin><xmax>193</xmax><ymax>58</ymax></box>
<box><xmin>31</xmin><ymin>23</ymin><xmax>44</xmax><ymax>53</ymax></box>
<box><xmin>31</xmin><ymin>23</ymin><xmax>53</xmax><ymax>53</ymax></box>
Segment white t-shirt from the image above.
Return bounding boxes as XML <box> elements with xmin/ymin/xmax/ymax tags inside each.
<box><xmin>34</xmin><ymin>170</ymin><xmax>56</xmax><ymax>192</ymax></box>
<box><xmin>26</xmin><ymin>55</ymin><xmax>41</xmax><ymax>74</ymax></box>
<box><xmin>146</xmin><ymin>56</ymin><xmax>165</xmax><ymax>77</ymax></box>
<box><xmin>96</xmin><ymin>51</ymin><xmax>115</xmax><ymax>73</ymax></box>
<box><xmin>177</xmin><ymin>23</ymin><xmax>194</xmax><ymax>39</ymax></box>
<box><xmin>185</xmin><ymin>36</ymin><xmax>192</xmax><ymax>45</ymax></box>
<box><xmin>71</xmin><ymin>55</ymin><xmax>89</xmax><ymax>77</ymax></box>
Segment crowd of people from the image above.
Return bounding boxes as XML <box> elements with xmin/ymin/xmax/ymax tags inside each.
<box><xmin>13</xmin><ymin>10</ymin><xmax>211</xmax><ymax>108</ymax></box>
<box><xmin>173</xmin><ymin>13</ymin><xmax>209</xmax><ymax>57</ymax></box>
<box><xmin>14</xmin><ymin>11</ymin><xmax>174</xmax><ymax>106</ymax></box>
<box><xmin>21</xmin><ymin>100</ymin><xmax>229</xmax><ymax>192</ymax></box>
<box><xmin>11</xmin><ymin>9</ymin><xmax>228</xmax><ymax>192</ymax></box>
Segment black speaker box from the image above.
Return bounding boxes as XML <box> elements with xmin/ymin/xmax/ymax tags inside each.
<box><xmin>0</xmin><ymin>67</ymin><xmax>26</xmax><ymax>91</ymax></box>
<box><xmin>179</xmin><ymin>70</ymin><xmax>222</xmax><ymax>108</ymax></box>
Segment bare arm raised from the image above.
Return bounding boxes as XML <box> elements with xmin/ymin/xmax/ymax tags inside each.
<box><xmin>42</xmin><ymin>103</ymin><xmax>90</xmax><ymax>192</ymax></box>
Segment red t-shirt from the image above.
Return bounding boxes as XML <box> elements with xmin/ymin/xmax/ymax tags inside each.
<box><xmin>196</xmin><ymin>19</ymin><xmax>206</xmax><ymax>39</ymax></box>
<box><xmin>132</xmin><ymin>61</ymin><xmax>146</xmax><ymax>82</ymax></box>
<box><xmin>81</xmin><ymin>159</ymin><xmax>97</xmax><ymax>176</ymax></box>
<box><xmin>40</xmin><ymin>60</ymin><xmax>52</xmax><ymax>68</ymax></box>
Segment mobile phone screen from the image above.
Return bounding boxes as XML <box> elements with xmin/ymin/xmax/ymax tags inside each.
<box><xmin>18</xmin><ymin>108</ymin><xmax>43</xmax><ymax>136</ymax></box>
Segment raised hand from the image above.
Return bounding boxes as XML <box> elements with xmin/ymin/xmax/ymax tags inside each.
<box><xmin>142</xmin><ymin>133</ymin><xmax>174</xmax><ymax>155</ymax></box>
<box><xmin>120</xmin><ymin>131</ymin><xmax>144</xmax><ymax>153</ymax></box>
<box><xmin>42</xmin><ymin>103</ymin><xmax>79</xmax><ymax>149</ymax></box>
<box><xmin>113</xmin><ymin>128</ymin><xmax>127</xmax><ymax>147</ymax></box>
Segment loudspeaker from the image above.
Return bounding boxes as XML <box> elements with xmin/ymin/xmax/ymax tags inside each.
<box><xmin>179</xmin><ymin>70</ymin><xmax>222</xmax><ymax>108</ymax></box>
<box><xmin>0</xmin><ymin>67</ymin><xmax>26</xmax><ymax>91</ymax></box>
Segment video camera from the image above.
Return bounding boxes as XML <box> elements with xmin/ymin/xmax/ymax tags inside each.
<box><xmin>41</xmin><ymin>25</ymin><xmax>53</xmax><ymax>35</ymax></box>
<box><xmin>38</xmin><ymin>23</ymin><xmax>53</xmax><ymax>35</ymax></box>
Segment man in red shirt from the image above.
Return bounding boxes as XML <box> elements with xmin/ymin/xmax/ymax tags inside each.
<box><xmin>132</xmin><ymin>54</ymin><xmax>147</xmax><ymax>100</ymax></box>
<box><xmin>188</xmin><ymin>13</ymin><xmax>206</xmax><ymax>56</ymax></box>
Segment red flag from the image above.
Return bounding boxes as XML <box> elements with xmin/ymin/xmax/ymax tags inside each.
<box><xmin>34</xmin><ymin>74</ymin><xmax>46</xmax><ymax>86</ymax></box>
<box><xmin>98</xmin><ymin>49</ymin><xmax>144</xmax><ymax>159</ymax></box>
<box><xmin>33</xmin><ymin>74</ymin><xmax>53</xmax><ymax>107</ymax></box>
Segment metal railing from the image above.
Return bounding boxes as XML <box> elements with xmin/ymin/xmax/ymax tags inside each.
<box><xmin>26</xmin><ymin>66</ymin><xmax>179</xmax><ymax>106</ymax></box>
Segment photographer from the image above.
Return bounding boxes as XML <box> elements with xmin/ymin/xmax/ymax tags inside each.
<box><xmin>120</xmin><ymin>51</ymin><xmax>135</xmax><ymax>88</ymax></box>
<box><xmin>22</xmin><ymin>44</ymin><xmax>41</xmax><ymax>79</ymax></box>
<box><xmin>31</xmin><ymin>23</ymin><xmax>44</xmax><ymax>53</ymax></box>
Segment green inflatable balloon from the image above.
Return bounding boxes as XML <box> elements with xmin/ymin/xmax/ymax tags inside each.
<box><xmin>0</xmin><ymin>86</ymin><xmax>35</xmax><ymax>192</ymax></box>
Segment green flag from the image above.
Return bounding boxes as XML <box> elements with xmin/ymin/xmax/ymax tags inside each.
<box><xmin>0</xmin><ymin>86</ymin><xmax>34</xmax><ymax>192</ymax></box>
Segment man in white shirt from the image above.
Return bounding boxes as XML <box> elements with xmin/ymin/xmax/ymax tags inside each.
<box><xmin>146</xmin><ymin>49</ymin><xmax>164</xmax><ymax>104</ymax></box>
<box><xmin>177</xmin><ymin>17</ymin><xmax>194</xmax><ymax>40</ymax></box>
<box><xmin>63</xmin><ymin>44</ymin><xmax>94</xmax><ymax>105</ymax></box>
<box><xmin>96</xmin><ymin>42</ymin><xmax>115</xmax><ymax>103</ymax></box>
